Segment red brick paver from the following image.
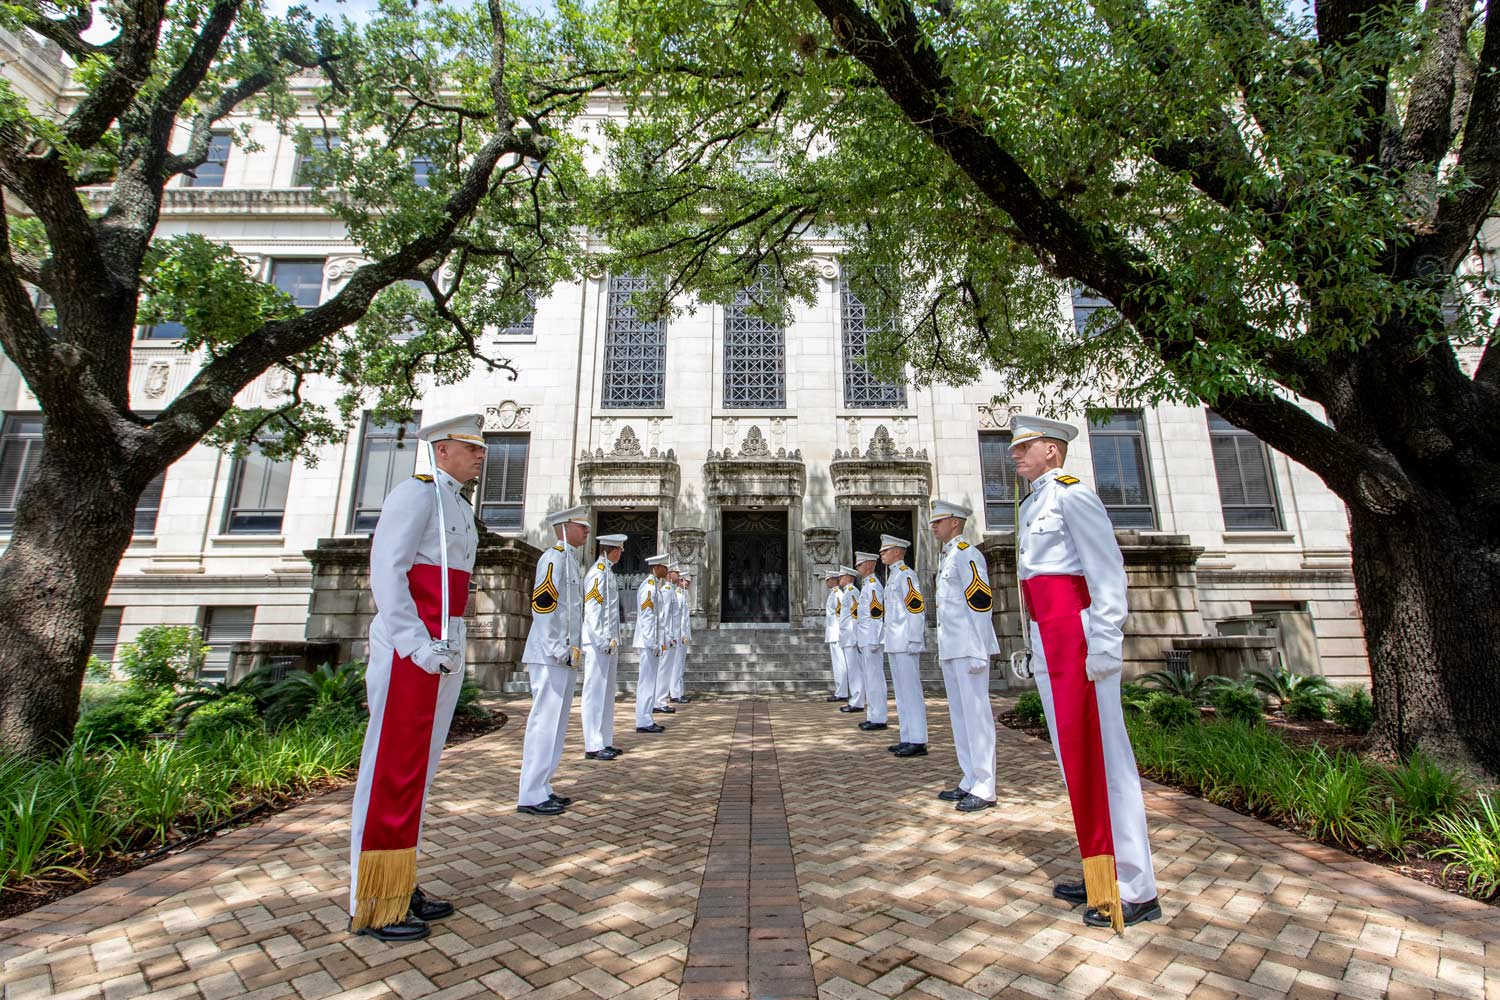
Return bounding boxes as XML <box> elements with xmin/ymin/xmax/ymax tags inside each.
<box><xmin>2</xmin><ymin>698</ymin><xmax>1497</xmax><ymax>1000</ymax></box>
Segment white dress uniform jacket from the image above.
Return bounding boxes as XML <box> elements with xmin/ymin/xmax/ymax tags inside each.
<box><xmin>1018</xmin><ymin>468</ymin><xmax>1127</xmax><ymax>671</ymax></box>
<box><xmin>523</xmin><ymin>542</ymin><xmax>583</xmax><ymax>665</ymax></box>
<box><xmin>857</xmin><ymin>575</ymin><xmax>885</xmax><ymax>648</ymax></box>
<box><xmin>581</xmin><ymin>555</ymin><xmax>621</xmax><ymax>754</ymax></box>
<box><xmin>935</xmin><ymin>538</ymin><xmax>1001</xmax><ymax>660</ymax></box>
<box><xmin>583</xmin><ymin>556</ymin><xmax>620</xmax><ymax>649</ymax></box>
<box><xmin>633</xmin><ymin>576</ymin><xmax>660</xmax><ymax>651</ymax></box>
<box><xmin>824</xmin><ymin>588</ymin><xmax>842</xmax><ymax>643</ymax></box>
<box><xmin>838</xmin><ymin>583</ymin><xmax>859</xmax><ymax>648</ymax></box>
<box><xmin>880</xmin><ymin>562</ymin><xmax>927</xmax><ymax>654</ymax></box>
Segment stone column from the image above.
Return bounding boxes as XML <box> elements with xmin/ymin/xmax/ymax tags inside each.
<box><xmin>801</xmin><ymin>526</ymin><xmax>840</xmax><ymax>627</ymax></box>
<box><xmin>669</xmin><ymin>526</ymin><xmax>707</xmax><ymax>618</ymax></box>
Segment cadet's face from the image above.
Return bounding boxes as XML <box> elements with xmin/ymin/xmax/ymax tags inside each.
<box><xmin>436</xmin><ymin>440</ymin><xmax>486</xmax><ymax>482</ymax></box>
<box><xmin>931</xmin><ymin>515</ymin><xmax>961</xmax><ymax>543</ymax></box>
<box><xmin>606</xmin><ymin>546</ymin><xmax>623</xmax><ymax>564</ymax></box>
<box><xmin>1010</xmin><ymin>438</ymin><xmax>1055</xmax><ymax>482</ymax></box>
<box><xmin>880</xmin><ymin>548</ymin><xmax>902</xmax><ymax>566</ymax></box>
<box><xmin>653</xmin><ymin>565</ymin><xmax>668</xmax><ymax>578</ymax></box>
<box><xmin>856</xmin><ymin>560</ymin><xmax>876</xmax><ymax>577</ymax></box>
<box><xmin>840</xmin><ymin>574</ymin><xmax>855</xmax><ymax>586</ymax></box>
<box><xmin>825</xmin><ymin>578</ymin><xmax>837</xmax><ymax>590</ymax></box>
<box><xmin>563</xmin><ymin>521</ymin><xmax>590</xmax><ymax>547</ymax></box>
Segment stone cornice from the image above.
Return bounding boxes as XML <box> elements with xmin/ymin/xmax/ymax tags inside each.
<box><xmin>82</xmin><ymin>187</ymin><xmax>334</xmax><ymax>216</ymax></box>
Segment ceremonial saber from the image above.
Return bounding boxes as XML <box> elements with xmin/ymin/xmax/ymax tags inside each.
<box><xmin>1010</xmin><ymin>482</ymin><xmax>1034</xmax><ymax>681</ymax></box>
<box><xmin>428</xmin><ymin>440</ymin><xmax>454</xmax><ymax>672</ymax></box>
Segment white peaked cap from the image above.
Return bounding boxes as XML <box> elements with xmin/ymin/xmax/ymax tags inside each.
<box><xmin>929</xmin><ymin>499</ymin><xmax>972</xmax><ymax>522</ymax></box>
<box><xmin>855</xmin><ymin>551</ymin><xmax>879</xmax><ymax>564</ymax></box>
<box><xmin>824</xmin><ymin>570</ymin><xmax>843</xmax><ymax>580</ymax></box>
<box><xmin>597</xmin><ymin>533</ymin><xmax>627</xmax><ymax>548</ymax></box>
<box><xmin>838</xmin><ymin>565</ymin><xmax>860</xmax><ymax>577</ymax></box>
<box><xmin>880</xmin><ymin>534</ymin><xmax>910</xmax><ymax>551</ymax></box>
<box><xmin>1009</xmin><ymin>414</ymin><xmax>1079</xmax><ymax>447</ymax></box>
<box><xmin>546</xmin><ymin>504</ymin><xmax>590</xmax><ymax>527</ymax></box>
<box><xmin>645</xmin><ymin>554</ymin><xmax>671</xmax><ymax>566</ymax></box>
<box><xmin>680</xmin><ymin>572</ymin><xmax>692</xmax><ymax>582</ymax></box>
<box><xmin>668</xmin><ymin>563</ymin><xmax>682</xmax><ymax>572</ymax></box>
<box><xmin>417</xmin><ymin>413</ymin><xmax>484</xmax><ymax>445</ymax></box>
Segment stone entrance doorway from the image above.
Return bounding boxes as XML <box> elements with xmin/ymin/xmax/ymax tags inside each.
<box><xmin>720</xmin><ymin>510</ymin><xmax>789</xmax><ymax>623</ymax></box>
<box><xmin>850</xmin><ymin>508</ymin><xmax>915</xmax><ymax>584</ymax></box>
<box><xmin>596</xmin><ymin>509</ymin><xmax>658</xmax><ymax>621</ymax></box>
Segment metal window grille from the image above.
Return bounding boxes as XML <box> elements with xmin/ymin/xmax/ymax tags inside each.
<box><xmin>601</xmin><ymin>275</ymin><xmax>667</xmax><ymax>408</ymax></box>
<box><xmin>1207</xmin><ymin>410</ymin><xmax>1283</xmax><ymax>531</ymax></box>
<box><xmin>480</xmin><ymin>433</ymin><xmax>529</xmax><ymax>530</ymax></box>
<box><xmin>499</xmin><ymin>290</ymin><xmax>536</xmax><ymax>339</ymax></box>
<box><xmin>841</xmin><ymin>282</ymin><xmax>906</xmax><ymax>408</ymax></box>
<box><xmin>201</xmin><ymin>606</ymin><xmax>255</xmax><ymax>683</ymax></box>
<box><xmin>350</xmin><ymin>414</ymin><xmax>420</xmax><ymax>534</ymax></box>
<box><xmin>1088</xmin><ymin>410</ymin><xmax>1157</xmax><ymax>529</ymax></box>
<box><xmin>979</xmin><ymin>431</ymin><xmax>1029</xmax><ymax>529</ymax></box>
<box><xmin>723</xmin><ymin>274</ymin><xmax>785</xmax><ymax>408</ymax></box>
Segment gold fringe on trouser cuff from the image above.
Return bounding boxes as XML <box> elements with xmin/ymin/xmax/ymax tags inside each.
<box><xmin>1081</xmin><ymin>853</ymin><xmax>1124</xmax><ymax>933</ymax></box>
<box><xmin>351</xmin><ymin>847</ymin><xmax>417</xmax><ymax>931</ymax></box>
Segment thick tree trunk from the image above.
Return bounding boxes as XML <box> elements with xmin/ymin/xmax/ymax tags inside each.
<box><xmin>1348</xmin><ymin>497</ymin><xmax>1500</xmax><ymax>776</ymax></box>
<box><xmin>0</xmin><ymin>444</ymin><xmax>140</xmax><ymax>757</ymax></box>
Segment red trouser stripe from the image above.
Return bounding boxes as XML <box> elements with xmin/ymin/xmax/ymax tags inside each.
<box><xmin>1021</xmin><ymin>574</ymin><xmax>1115</xmax><ymax>861</ymax></box>
<box><xmin>360</xmin><ymin>564</ymin><xmax>470</xmax><ymax>853</ymax></box>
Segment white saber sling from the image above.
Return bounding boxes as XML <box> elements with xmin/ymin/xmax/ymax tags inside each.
<box><xmin>429</xmin><ymin>442</ymin><xmax>455</xmax><ymax>669</ymax></box>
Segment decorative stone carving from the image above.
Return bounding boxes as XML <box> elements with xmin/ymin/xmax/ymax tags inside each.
<box><xmin>894</xmin><ymin>417</ymin><xmax>909</xmax><ymax>448</ymax></box>
<box><xmin>324</xmin><ymin>256</ymin><xmax>369</xmax><ymax>282</ymax></box>
<box><xmin>977</xmin><ymin>403</ymin><xmax>1024</xmax><ymax>429</ymax></box>
<box><xmin>845</xmin><ymin>416</ymin><xmax>859</xmax><ymax>450</ymax></box>
<box><xmin>648</xmin><ymin>417</ymin><xmax>664</xmax><ymax>451</ymax></box>
<box><xmin>830</xmin><ymin>426</ymin><xmax>932</xmax><ymax>505</ymax></box>
<box><xmin>237</xmin><ymin>252</ymin><xmax>265</xmax><ymax>277</ymax></box>
<box><xmin>265</xmin><ymin>367</ymin><xmax>291</xmax><ymax>397</ymax></box>
<box><xmin>483</xmin><ymin>401</ymin><xmax>531</xmax><ymax>431</ymax></box>
<box><xmin>669</xmin><ymin>527</ymin><xmax>706</xmax><ymax>565</ymax></box>
<box><xmin>740</xmin><ymin>425</ymin><xmax>772</xmax><ymax>458</ymax></box>
<box><xmin>722</xmin><ymin>417</ymin><xmax>738</xmax><ymax>453</ymax></box>
<box><xmin>803</xmin><ymin>526</ymin><xmax>840</xmax><ymax>565</ymax></box>
<box><xmin>578</xmin><ymin>426</ymin><xmax>680</xmax><ymax>507</ymax></box>
<box><xmin>807</xmin><ymin>256</ymin><xmax>840</xmax><ymax>280</ymax></box>
<box><xmin>770</xmin><ymin>418</ymin><xmax>786</xmax><ymax>452</ymax></box>
<box><xmin>143</xmin><ymin>362</ymin><xmax>171</xmax><ymax>399</ymax></box>
<box><xmin>608</xmin><ymin>425</ymin><xmax>646</xmax><ymax>458</ymax></box>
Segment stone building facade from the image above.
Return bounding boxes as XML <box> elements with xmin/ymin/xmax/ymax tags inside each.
<box><xmin>0</xmin><ymin>54</ymin><xmax>1372</xmax><ymax>687</ymax></box>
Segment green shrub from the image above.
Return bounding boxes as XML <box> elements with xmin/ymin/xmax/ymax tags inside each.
<box><xmin>456</xmin><ymin>680</ymin><xmax>490</xmax><ymax>720</ymax></box>
<box><xmin>1431</xmin><ymin>794</ymin><xmax>1500</xmax><ymax>899</ymax></box>
<box><xmin>1211</xmin><ymin>684</ymin><xmax>1264</xmax><ymax>725</ymax></box>
<box><xmin>75</xmin><ymin>687</ymin><xmax>174</xmax><ymax>747</ymax></box>
<box><xmin>1355</xmin><ymin>800</ymin><xmax>1420</xmax><ymax>860</ymax></box>
<box><xmin>1247</xmin><ymin>667</ymin><xmax>1331</xmax><ymax>707</ymax></box>
<box><xmin>1120</xmin><ymin>683</ymin><xmax>1152</xmax><ymax>716</ymax></box>
<box><xmin>1284</xmin><ymin>687</ymin><xmax>1329</xmax><ymax>721</ymax></box>
<box><xmin>1145</xmin><ymin>692</ymin><xmax>1199</xmax><ymax>729</ymax></box>
<box><xmin>46</xmin><ymin>741</ymin><xmax>132</xmax><ymax>864</ymax></box>
<box><xmin>304</xmin><ymin>701</ymin><xmax>365</xmax><ymax>733</ymax></box>
<box><xmin>264</xmin><ymin>661</ymin><xmax>366</xmax><ymax>730</ymax></box>
<box><xmin>1136</xmin><ymin>669</ymin><xmax>1230</xmax><ymax>705</ymax></box>
<box><xmin>174</xmin><ymin>669</ymin><xmax>278</xmax><ymax>728</ymax></box>
<box><xmin>85</xmin><ymin>655</ymin><xmax>113</xmax><ymax>681</ymax></box>
<box><xmin>1328</xmin><ymin>686</ymin><xmax>1375</xmax><ymax>734</ymax></box>
<box><xmin>182</xmin><ymin>694</ymin><xmax>261</xmax><ymax>742</ymax></box>
<box><xmin>78</xmin><ymin>679</ymin><xmax>130</xmax><ymax>716</ymax></box>
<box><xmin>1380</xmin><ymin>751</ymin><xmax>1470</xmax><ymax>824</ymax></box>
<box><xmin>1294</xmin><ymin>748</ymin><xmax>1372</xmax><ymax>846</ymax></box>
<box><xmin>1013</xmin><ymin>690</ymin><xmax>1045</xmax><ymax>725</ymax></box>
<box><xmin>118</xmin><ymin>625</ymin><xmax>208</xmax><ymax>690</ymax></box>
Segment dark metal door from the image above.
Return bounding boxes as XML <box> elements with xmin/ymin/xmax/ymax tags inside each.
<box><xmin>595</xmin><ymin>509</ymin><xmax>658</xmax><ymax>622</ymax></box>
<box><xmin>850</xmin><ymin>508</ymin><xmax>915</xmax><ymax>585</ymax></box>
<box><xmin>720</xmin><ymin>510</ymin><xmax>788</xmax><ymax>623</ymax></box>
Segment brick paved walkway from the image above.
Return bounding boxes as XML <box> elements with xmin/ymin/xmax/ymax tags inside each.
<box><xmin>2</xmin><ymin>699</ymin><xmax>1497</xmax><ymax>1000</ymax></box>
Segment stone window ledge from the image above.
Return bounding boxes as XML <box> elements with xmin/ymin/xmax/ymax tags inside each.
<box><xmin>210</xmin><ymin>534</ymin><xmax>287</xmax><ymax>547</ymax></box>
<box><xmin>1222</xmin><ymin>531</ymin><xmax>1298</xmax><ymax>544</ymax></box>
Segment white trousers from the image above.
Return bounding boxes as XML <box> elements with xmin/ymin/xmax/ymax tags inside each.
<box><xmin>887</xmin><ymin>652</ymin><xmax>927</xmax><ymax>745</ymax></box>
<box><xmin>581</xmin><ymin>644</ymin><xmax>618</xmax><ymax>753</ymax></box>
<box><xmin>858</xmin><ymin>646</ymin><xmax>888</xmax><ymax>724</ymax></box>
<box><xmin>656</xmin><ymin>642</ymin><xmax>686</xmax><ymax>707</ymax></box>
<box><xmin>842</xmin><ymin>643</ymin><xmax>864</xmax><ymax>707</ymax></box>
<box><xmin>671</xmin><ymin>641</ymin><xmax>688</xmax><ymax>699</ymax></box>
<box><xmin>827</xmin><ymin>642</ymin><xmax>849</xmax><ymax>697</ymax></box>
<box><xmin>348</xmin><ymin>639</ymin><xmax>464</xmax><ymax>915</ymax></box>
<box><xmin>1032</xmin><ymin>627</ymin><xmax>1159</xmax><ymax>904</ymax></box>
<box><xmin>635</xmin><ymin>647</ymin><xmax>661</xmax><ymax>728</ymax></box>
<box><xmin>939</xmin><ymin>657</ymin><xmax>995</xmax><ymax>800</ymax></box>
<box><xmin>517</xmin><ymin>661</ymin><xmax>577</xmax><ymax>808</ymax></box>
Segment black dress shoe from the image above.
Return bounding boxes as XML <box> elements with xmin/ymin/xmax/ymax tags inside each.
<box><xmin>652</xmin><ymin>705</ymin><xmax>677</xmax><ymax>714</ymax></box>
<box><xmin>516</xmin><ymin>800</ymin><xmax>565</xmax><ymax>815</ymax></box>
<box><xmin>1053</xmin><ymin>881</ymin><xmax>1086</xmax><ymax>906</ymax></box>
<box><xmin>606</xmin><ymin>746</ymin><xmax>625</xmax><ymax>754</ymax></box>
<box><xmin>888</xmin><ymin>742</ymin><xmax>909</xmax><ymax>752</ymax></box>
<box><xmin>548</xmin><ymin>793</ymin><xmax>572</xmax><ymax>806</ymax></box>
<box><xmin>858</xmin><ymin>721</ymin><xmax>889</xmax><ymax>731</ymax></box>
<box><xmin>937</xmin><ymin>786</ymin><xmax>970</xmax><ymax>802</ymax></box>
<box><xmin>894</xmin><ymin>743</ymin><xmax>928</xmax><ymax>757</ymax></box>
<box><xmin>584</xmin><ymin>749</ymin><xmax>620</xmax><ymax>760</ymax></box>
<box><xmin>826</xmin><ymin>696</ymin><xmax>848</xmax><ymax>703</ymax></box>
<box><xmin>353</xmin><ymin>916</ymin><xmax>429</xmax><ymax>942</ymax></box>
<box><xmin>956</xmin><ymin>793</ymin><xmax>997</xmax><ymax>812</ymax></box>
<box><xmin>410</xmin><ymin>887</ymin><xmax>454</xmax><ymax>922</ymax></box>
<box><xmin>1084</xmin><ymin>897</ymin><xmax>1162</xmax><ymax>928</ymax></box>
<box><xmin>676</xmin><ymin>696</ymin><xmax>694</xmax><ymax>703</ymax></box>
<box><xmin>838</xmin><ymin>705</ymin><xmax>861</xmax><ymax>713</ymax></box>
<box><xmin>636</xmin><ymin>724</ymin><xmax>666</xmax><ymax>733</ymax></box>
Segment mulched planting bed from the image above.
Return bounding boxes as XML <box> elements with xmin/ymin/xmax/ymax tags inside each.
<box><xmin>996</xmin><ymin>707</ymin><xmax>1497</xmax><ymax>908</ymax></box>
<box><xmin>0</xmin><ymin>710</ymin><xmax>508</xmax><ymax>922</ymax></box>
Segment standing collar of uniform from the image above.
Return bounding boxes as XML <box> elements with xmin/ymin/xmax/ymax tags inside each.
<box><xmin>1033</xmin><ymin>467</ymin><xmax>1066</xmax><ymax>489</ymax></box>
<box><xmin>434</xmin><ymin>468</ymin><xmax>465</xmax><ymax>493</ymax></box>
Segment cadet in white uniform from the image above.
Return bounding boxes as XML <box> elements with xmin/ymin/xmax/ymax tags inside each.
<box><xmin>835</xmin><ymin>566</ymin><xmax>865</xmax><ymax>715</ymax></box>
<box><xmin>517</xmin><ymin>505</ymin><xmax>589</xmax><ymax>815</ymax></box>
<box><xmin>653</xmin><ymin>568</ymin><xmax>682</xmax><ymax>714</ymax></box>
<box><xmin>581</xmin><ymin>533</ymin><xmax>627</xmax><ymax>762</ymax></box>
<box><xmin>854</xmin><ymin>551</ymin><xmax>889</xmax><ymax>731</ymax></box>
<box><xmin>349</xmin><ymin>413</ymin><xmax>483</xmax><ymax>942</ymax></box>
<box><xmin>879</xmin><ymin>535</ymin><xmax>928</xmax><ymax>757</ymax></box>
<box><xmin>930</xmin><ymin>499</ymin><xmax>1001</xmax><ymax>812</ymax></box>
<box><xmin>822</xmin><ymin>572</ymin><xmax>849</xmax><ymax>702</ymax></box>
<box><xmin>669</xmin><ymin>573</ymin><xmax>693</xmax><ymax>703</ymax></box>
<box><xmin>634</xmin><ymin>555</ymin><xmax>671</xmax><ymax>733</ymax></box>
<box><xmin>1011</xmin><ymin>415</ymin><xmax>1159</xmax><ymax>930</ymax></box>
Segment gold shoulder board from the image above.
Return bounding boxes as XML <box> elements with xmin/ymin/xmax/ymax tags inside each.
<box><xmin>956</xmin><ymin>540</ymin><xmax>970</xmax><ymax>550</ymax></box>
<box><xmin>413</xmin><ymin>474</ymin><xmax>434</xmax><ymax>482</ymax></box>
<box><xmin>1057</xmin><ymin>474</ymin><xmax>1080</xmax><ymax>485</ymax></box>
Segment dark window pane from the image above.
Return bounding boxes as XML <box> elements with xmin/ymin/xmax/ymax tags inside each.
<box><xmin>270</xmin><ymin>259</ymin><xmax>325</xmax><ymax>309</ymax></box>
<box><xmin>602</xmin><ymin>275</ymin><xmax>667</xmax><ymax>408</ymax></box>
<box><xmin>500</xmin><ymin>290</ymin><xmax>536</xmax><ymax>339</ymax></box>
<box><xmin>0</xmin><ymin>415</ymin><xmax>44</xmax><ymax>531</ymax></box>
<box><xmin>412</xmin><ymin>156</ymin><xmax>434</xmax><ymax>187</ymax></box>
<box><xmin>92</xmin><ymin>607</ymin><xmax>123</xmax><ymax>664</ymax></box>
<box><xmin>351</xmin><ymin>415</ymin><xmax>420</xmax><ymax>533</ymax></box>
<box><xmin>188</xmin><ymin>133</ymin><xmax>231</xmax><ymax>187</ymax></box>
<box><xmin>201</xmin><ymin>606</ymin><xmax>254</xmax><ymax>682</ymax></box>
<box><xmin>841</xmin><ymin>282</ymin><xmax>906</xmax><ymax>408</ymax></box>
<box><xmin>1088</xmin><ymin>410</ymin><xmax>1156</xmax><ymax>529</ymax></box>
<box><xmin>140</xmin><ymin>321</ymin><xmax>187</xmax><ymax>340</ymax></box>
<box><xmin>294</xmin><ymin>134</ymin><xmax>340</xmax><ymax>186</ymax></box>
<box><xmin>723</xmin><ymin>271</ymin><xmax>785</xmax><ymax>408</ymax></box>
<box><xmin>134</xmin><ymin>471</ymin><xmax>165</xmax><ymax>535</ymax></box>
<box><xmin>1207</xmin><ymin>410</ymin><xmax>1282</xmax><ymax>531</ymax></box>
<box><xmin>480</xmin><ymin>434</ymin><xmax>528</xmax><ymax>530</ymax></box>
<box><xmin>979</xmin><ymin>431</ymin><xmax>1028</xmax><ymax>529</ymax></box>
<box><xmin>1072</xmin><ymin>286</ymin><xmax>1116</xmax><ymax>336</ymax></box>
<box><xmin>225</xmin><ymin>442</ymin><xmax>292</xmax><ymax>534</ymax></box>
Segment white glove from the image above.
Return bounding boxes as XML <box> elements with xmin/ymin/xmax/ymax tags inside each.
<box><xmin>608</xmin><ymin>639</ymin><xmax>618</xmax><ymax>654</ymax></box>
<box><xmin>411</xmin><ymin>641</ymin><xmax>460</xmax><ymax>676</ymax></box>
<box><xmin>1085</xmin><ymin>652</ymin><xmax>1123</xmax><ymax>682</ymax></box>
<box><xmin>967</xmin><ymin>660</ymin><xmax>987</xmax><ymax>676</ymax></box>
<box><xmin>568</xmin><ymin>646</ymin><xmax>583</xmax><ymax>669</ymax></box>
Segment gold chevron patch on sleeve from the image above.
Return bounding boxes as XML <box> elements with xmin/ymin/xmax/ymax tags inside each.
<box><xmin>964</xmin><ymin>563</ymin><xmax>993</xmax><ymax>613</ymax></box>
<box><xmin>642</xmin><ymin>594</ymin><xmax>655</xmax><ymax>611</ymax></box>
<box><xmin>870</xmin><ymin>594</ymin><xmax>884</xmax><ymax>620</ymax></box>
<box><xmin>531</xmin><ymin>564</ymin><xmax>559</xmax><ymax>614</ymax></box>
<box><xmin>585</xmin><ymin>580</ymin><xmax>603</xmax><ymax>605</ymax></box>
<box><xmin>904</xmin><ymin>579</ymin><xmax>926</xmax><ymax>614</ymax></box>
